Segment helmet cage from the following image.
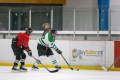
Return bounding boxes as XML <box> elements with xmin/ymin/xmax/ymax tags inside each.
<box><xmin>25</xmin><ymin>27</ymin><xmax>33</xmax><ymax>36</ymax></box>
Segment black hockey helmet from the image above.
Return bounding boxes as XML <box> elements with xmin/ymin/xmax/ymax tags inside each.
<box><xmin>50</xmin><ymin>28</ymin><xmax>57</xmax><ymax>34</ymax></box>
<box><xmin>50</xmin><ymin>28</ymin><xmax>57</xmax><ymax>37</ymax></box>
<box><xmin>25</xmin><ymin>27</ymin><xmax>33</xmax><ymax>36</ymax></box>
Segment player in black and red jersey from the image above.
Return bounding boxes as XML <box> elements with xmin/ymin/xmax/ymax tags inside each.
<box><xmin>11</xmin><ymin>27</ymin><xmax>33</xmax><ymax>72</ymax></box>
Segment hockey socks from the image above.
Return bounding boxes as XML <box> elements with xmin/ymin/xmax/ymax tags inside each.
<box><xmin>33</xmin><ymin>56</ymin><xmax>44</xmax><ymax>67</ymax></box>
<box><xmin>49</xmin><ymin>55</ymin><xmax>58</xmax><ymax>67</ymax></box>
<box><xmin>49</xmin><ymin>55</ymin><xmax>61</xmax><ymax>69</ymax></box>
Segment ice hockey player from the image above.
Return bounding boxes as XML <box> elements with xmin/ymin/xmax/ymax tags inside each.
<box><xmin>32</xmin><ymin>28</ymin><xmax>62</xmax><ymax>70</ymax></box>
<box><xmin>31</xmin><ymin>23</ymin><xmax>50</xmax><ymax>70</ymax></box>
<box><xmin>11</xmin><ymin>27</ymin><xmax>33</xmax><ymax>72</ymax></box>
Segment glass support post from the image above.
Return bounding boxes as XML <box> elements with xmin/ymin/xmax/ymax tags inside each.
<box><xmin>108</xmin><ymin>8</ymin><xmax>111</xmax><ymax>40</ymax></box>
<box><xmin>29</xmin><ymin>9</ymin><xmax>31</xmax><ymax>28</ymax></box>
<box><xmin>51</xmin><ymin>7</ymin><xmax>53</xmax><ymax>28</ymax></box>
<box><xmin>97</xmin><ymin>8</ymin><xmax>99</xmax><ymax>40</ymax></box>
<box><xmin>73</xmin><ymin>7</ymin><xmax>76</xmax><ymax>40</ymax></box>
<box><xmin>8</xmin><ymin>9</ymin><xmax>11</xmax><ymax>38</ymax></box>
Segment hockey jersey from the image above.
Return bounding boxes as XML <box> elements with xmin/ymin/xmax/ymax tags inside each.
<box><xmin>38</xmin><ymin>31</ymin><xmax>57</xmax><ymax>50</ymax></box>
<box><xmin>16</xmin><ymin>32</ymin><xmax>30</xmax><ymax>51</ymax></box>
<box><xmin>42</xmin><ymin>29</ymin><xmax>49</xmax><ymax>36</ymax></box>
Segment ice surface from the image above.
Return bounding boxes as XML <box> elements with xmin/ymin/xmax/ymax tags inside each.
<box><xmin>0</xmin><ymin>66</ymin><xmax>120</xmax><ymax>80</ymax></box>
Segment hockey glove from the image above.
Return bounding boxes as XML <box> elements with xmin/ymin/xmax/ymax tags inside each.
<box><xmin>55</xmin><ymin>48</ymin><xmax>62</xmax><ymax>54</ymax></box>
<box><xmin>27</xmin><ymin>50</ymin><xmax>32</xmax><ymax>57</ymax></box>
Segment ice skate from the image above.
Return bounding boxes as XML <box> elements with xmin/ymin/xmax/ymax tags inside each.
<box><xmin>55</xmin><ymin>65</ymin><xmax>61</xmax><ymax>70</ymax></box>
<box><xmin>19</xmin><ymin>65</ymin><xmax>27</xmax><ymax>72</ymax></box>
<box><xmin>32</xmin><ymin>65</ymin><xmax>39</xmax><ymax>70</ymax></box>
<box><xmin>11</xmin><ymin>66</ymin><xmax>19</xmax><ymax>73</ymax></box>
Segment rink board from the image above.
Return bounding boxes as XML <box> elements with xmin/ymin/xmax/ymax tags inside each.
<box><xmin>0</xmin><ymin>39</ymin><xmax>120</xmax><ymax>70</ymax></box>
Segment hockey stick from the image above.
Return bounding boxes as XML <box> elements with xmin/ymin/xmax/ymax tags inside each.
<box><xmin>102</xmin><ymin>56</ymin><xmax>120</xmax><ymax>72</ymax></box>
<box><xmin>61</xmin><ymin>54</ymin><xmax>79</xmax><ymax>71</ymax></box>
<box><xmin>32</xmin><ymin>55</ymin><xmax>59</xmax><ymax>73</ymax></box>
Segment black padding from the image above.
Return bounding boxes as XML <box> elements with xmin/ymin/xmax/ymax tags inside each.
<box><xmin>37</xmin><ymin>44</ymin><xmax>53</xmax><ymax>57</ymax></box>
<box><xmin>16</xmin><ymin>55</ymin><xmax>21</xmax><ymax>60</ymax></box>
<box><xmin>21</xmin><ymin>53</ymin><xmax>26</xmax><ymax>59</ymax></box>
<box><xmin>11</xmin><ymin>42</ymin><xmax>23</xmax><ymax>55</ymax></box>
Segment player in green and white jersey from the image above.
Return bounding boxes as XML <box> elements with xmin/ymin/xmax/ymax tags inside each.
<box><xmin>32</xmin><ymin>28</ymin><xmax>62</xmax><ymax>70</ymax></box>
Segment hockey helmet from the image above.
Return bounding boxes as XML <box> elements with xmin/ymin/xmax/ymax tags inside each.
<box><xmin>25</xmin><ymin>27</ymin><xmax>33</xmax><ymax>36</ymax></box>
<box><xmin>50</xmin><ymin>28</ymin><xmax>57</xmax><ymax>37</ymax></box>
<box><xmin>50</xmin><ymin>28</ymin><xmax>57</xmax><ymax>34</ymax></box>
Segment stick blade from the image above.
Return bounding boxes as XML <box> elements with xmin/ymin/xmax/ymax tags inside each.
<box><xmin>49</xmin><ymin>69</ymin><xmax>59</xmax><ymax>73</ymax></box>
<box><xmin>102</xmin><ymin>66</ymin><xmax>107</xmax><ymax>72</ymax></box>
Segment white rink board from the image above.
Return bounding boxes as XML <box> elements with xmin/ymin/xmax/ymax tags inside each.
<box><xmin>0</xmin><ymin>39</ymin><xmax>115</xmax><ymax>67</ymax></box>
<box><xmin>69</xmin><ymin>41</ymin><xmax>106</xmax><ymax>67</ymax></box>
<box><xmin>106</xmin><ymin>41</ymin><xmax>114</xmax><ymax>67</ymax></box>
<box><xmin>0</xmin><ymin>39</ymin><xmax>70</xmax><ymax>65</ymax></box>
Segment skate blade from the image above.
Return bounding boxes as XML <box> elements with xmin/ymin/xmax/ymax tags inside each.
<box><xmin>11</xmin><ymin>70</ymin><xmax>19</xmax><ymax>73</ymax></box>
<box><xmin>19</xmin><ymin>70</ymin><xmax>27</xmax><ymax>72</ymax></box>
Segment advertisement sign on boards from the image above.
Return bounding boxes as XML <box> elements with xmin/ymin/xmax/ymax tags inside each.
<box><xmin>70</xmin><ymin>41</ymin><xmax>106</xmax><ymax>67</ymax></box>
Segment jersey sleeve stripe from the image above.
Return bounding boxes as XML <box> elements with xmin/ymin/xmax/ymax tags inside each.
<box><xmin>39</xmin><ymin>39</ymin><xmax>48</xmax><ymax>46</ymax></box>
